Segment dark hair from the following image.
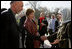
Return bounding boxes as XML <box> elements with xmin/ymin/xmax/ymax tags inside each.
<box><xmin>10</xmin><ymin>1</ymin><xmax>16</xmax><ymax>4</ymax></box>
<box><xmin>26</xmin><ymin>8</ymin><xmax>34</xmax><ymax>16</ymax></box>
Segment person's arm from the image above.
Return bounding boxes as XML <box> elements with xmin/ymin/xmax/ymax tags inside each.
<box><xmin>24</xmin><ymin>21</ymin><xmax>47</xmax><ymax>41</ymax></box>
<box><xmin>29</xmin><ymin>32</ymin><xmax>41</xmax><ymax>40</ymax></box>
<box><xmin>51</xmin><ymin>39</ymin><xmax>60</xmax><ymax>44</ymax></box>
<box><xmin>47</xmin><ymin>33</ymin><xmax>57</xmax><ymax>42</ymax></box>
<box><xmin>26</xmin><ymin>30</ymin><xmax>47</xmax><ymax>41</ymax></box>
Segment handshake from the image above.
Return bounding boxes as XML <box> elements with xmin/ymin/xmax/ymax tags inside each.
<box><xmin>40</xmin><ymin>36</ymin><xmax>47</xmax><ymax>41</ymax></box>
<box><xmin>36</xmin><ymin>32</ymin><xmax>47</xmax><ymax>41</ymax></box>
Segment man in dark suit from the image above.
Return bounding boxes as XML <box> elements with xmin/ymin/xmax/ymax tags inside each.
<box><xmin>1</xmin><ymin>1</ymin><xmax>23</xmax><ymax>48</ymax></box>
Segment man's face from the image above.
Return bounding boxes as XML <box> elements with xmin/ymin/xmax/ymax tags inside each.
<box><xmin>46</xmin><ymin>16</ymin><xmax>49</xmax><ymax>18</ymax></box>
<box><xmin>52</xmin><ymin>16</ymin><xmax>55</xmax><ymax>19</ymax></box>
<box><xmin>40</xmin><ymin>13</ymin><xmax>44</xmax><ymax>17</ymax></box>
<box><xmin>16</xmin><ymin>1</ymin><xmax>23</xmax><ymax>14</ymax></box>
<box><xmin>58</xmin><ymin>15</ymin><xmax>62</xmax><ymax>20</ymax></box>
<box><xmin>12</xmin><ymin>1</ymin><xmax>23</xmax><ymax>14</ymax></box>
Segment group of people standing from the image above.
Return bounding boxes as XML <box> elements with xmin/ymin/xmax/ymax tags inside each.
<box><xmin>1</xmin><ymin>1</ymin><xmax>47</xmax><ymax>48</ymax></box>
<box><xmin>1</xmin><ymin>1</ymin><xmax>71</xmax><ymax>48</ymax></box>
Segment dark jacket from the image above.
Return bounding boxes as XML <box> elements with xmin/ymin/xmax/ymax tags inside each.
<box><xmin>19</xmin><ymin>16</ymin><xmax>26</xmax><ymax>48</ymax></box>
<box><xmin>19</xmin><ymin>16</ymin><xmax>26</xmax><ymax>33</ymax></box>
<box><xmin>1</xmin><ymin>9</ymin><xmax>20</xmax><ymax>48</ymax></box>
<box><xmin>38</xmin><ymin>18</ymin><xmax>48</xmax><ymax>36</ymax></box>
<box><xmin>24</xmin><ymin>18</ymin><xmax>41</xmax><ymax>48</ymax></box>
<box><xmin>55</xmin><ymin>20</ymin><xmax>59</xmax><ymax>32</ymax></box>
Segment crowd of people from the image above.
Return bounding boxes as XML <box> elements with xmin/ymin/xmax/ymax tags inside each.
<box><xmin>1</xmin><ymin>1</ymin><xmax>71</xmax><ymax>48</ymax></box>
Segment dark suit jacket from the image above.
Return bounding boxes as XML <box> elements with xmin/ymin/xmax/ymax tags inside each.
<box><xmin>19</xmin><ymin>16</ymin><xmax>26</xmax><ymax>34</ymax></box>
<box><xmin>1</xmin><ymin>9</ymin><xmax>20</xmax><ymax>48</ymax></box>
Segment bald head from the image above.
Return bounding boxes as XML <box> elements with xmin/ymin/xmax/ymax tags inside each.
<box><xmin>10</xmin><ymin>1</ymin><xmax>16</xmax><ymax>4</ymax></box>
<box><xmin>10</xmin><ymin>1</ymin><xmax>23</xmax><ymax>14</ymax></box>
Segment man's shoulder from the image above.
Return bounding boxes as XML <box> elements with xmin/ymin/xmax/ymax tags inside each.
<box><xmin>1</xmin><ymin>9</ymin><xmax>10</xmax><ymax>16</ymax></box>
<box><xmin>1</xmin><ymin>10</ymin><xmax>8</xmax><ymax>14</ymax></box>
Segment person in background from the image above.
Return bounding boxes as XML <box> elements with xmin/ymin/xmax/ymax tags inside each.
<box><xmin>55</xmin><ymin>14</ymin><xmax>62</xmax><ymax>32</ymax></box>
<box><xmin>50</xmin><ymin>14</ymin><xmax>62</xmax><ymax>48</ymax></box>
<box><xmin>48</xmin><ymin>14</ymin><xmax>56</xmax><ymax>35</ymax></box>
<box><xmin>38</xmin><ymin>12</ymin><xmax>48</xmax><ymax>48</ymax></box>
<box><xmin>46</xmin><ymin>15</ymin><xmax>50</xmax><ymax>29</ymax></box>
<box><xmin>38</xmin><ymin>12</ymin><xmax>46</xmax><ymax>36</ymax></box>
<box><xmin>46</xmin><ymin>15</ymin><xmax>50</xmax><ymax>35</ymax></box>
<box><xmin>47</xmin><ymin>14</ymin><xmax>56</xmax><ymax>46</ymax></box>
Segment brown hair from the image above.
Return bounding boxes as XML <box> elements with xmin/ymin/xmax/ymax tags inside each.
<box><xmin>26</xmin><ymin>8</ymin><xmax>34</xmax><ymax>16</ymax></box>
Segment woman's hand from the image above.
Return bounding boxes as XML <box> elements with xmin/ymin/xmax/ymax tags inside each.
<box><xmin>40</xmin><ymin>36</ymin><xmax>47</xmax><ymax>41</ymax></box>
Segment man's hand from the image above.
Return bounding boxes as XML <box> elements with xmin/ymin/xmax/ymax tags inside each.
<box><xmin>51</xmin><ymin>39</ymin><xmax>60</xmax><ymax>44</ymax></box>
<box><xmin>40</xmin><ymin>36</ymin><xmax>47</xmax><ymax>41</ymax></box>
<box><xmin>36</xmin><ymin>32</ymin><xmax>40</xmax><ymax>36</ymax></box>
